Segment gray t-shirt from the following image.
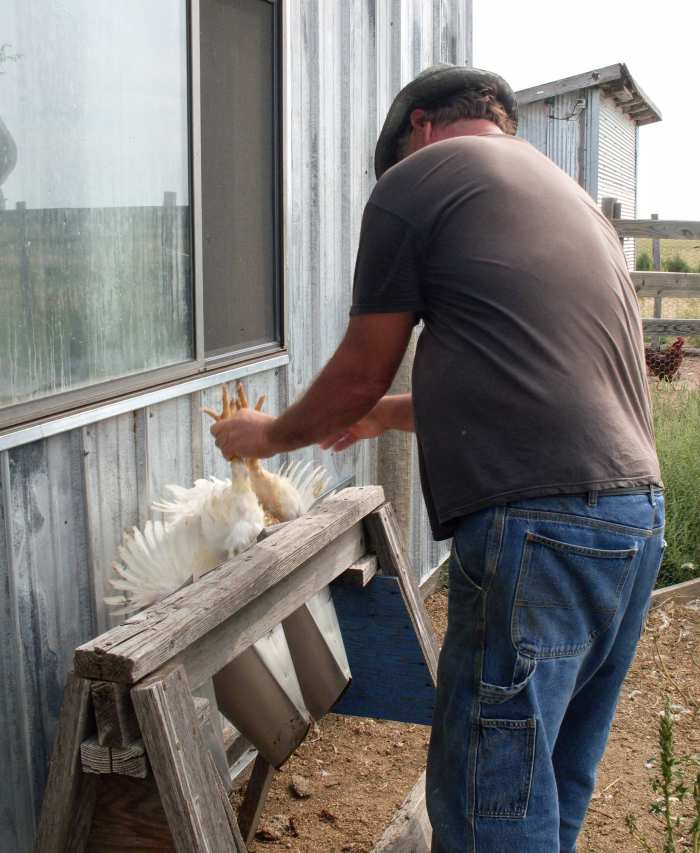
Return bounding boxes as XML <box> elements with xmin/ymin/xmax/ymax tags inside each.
<box><xmin>350</xmin><ymin>134</ymin><xmax>661</xmax><ymax>539</ymax></box>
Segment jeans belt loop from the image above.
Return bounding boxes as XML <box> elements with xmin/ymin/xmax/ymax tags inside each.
<box><xmin>649</xmin><ymin>483</ymin><xmax>656</xmax><ymax>507</ymax></box>
<box><xmin>587</xmin><ymin>489</ymin><xmax>598</xmax><ymax>508</ymax></box>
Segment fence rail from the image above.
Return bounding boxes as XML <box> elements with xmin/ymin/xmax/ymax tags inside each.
<box><xmin>631</xmin><ymin>271</ymin><xmax>700</xmax><ymax>298</ymax></box>
<box><xmin>611</xmin><ymin>220</ymin><xmax>700</xmax><ymax>241</ymax></box>
<box><xmin>602</xmin><ymin>198</ymin><xmax>700</xmax><ymax>342</ymax></box>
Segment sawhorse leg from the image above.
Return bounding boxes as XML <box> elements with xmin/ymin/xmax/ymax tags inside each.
<box><xmin>237</xmin><ymin>755</ymin><xmax>276</xmax><ymax>845</ymax></box>
<box><xmin>132</xmin><ymin>664</ymin><xmax>246</xmax><ymax>852</ymax></box>
<box><xmin>36</xmin><ymin>673</ymin><xmax>97</xmax><ymax>853</ymax></box>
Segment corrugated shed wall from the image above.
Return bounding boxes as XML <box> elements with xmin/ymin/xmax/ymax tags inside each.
<box><xmin>0</xmin><ymin>2</ymin><xmax>472</xmax><ymax>848</ymax></box>
<box><xmin>597</xmin><ymin>94</ymin><xmax>637</xmax><ymax>267</ymax></box>
<box><xmin>517</xmin><ymin>89</ymin><xmax>598</xmax><ymax>189</ymax></box>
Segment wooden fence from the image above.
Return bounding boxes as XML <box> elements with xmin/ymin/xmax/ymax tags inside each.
<box><xmin>602</xmin><ymin>198</ymin><xmax>700</xmax><ymax>342</ymax></box>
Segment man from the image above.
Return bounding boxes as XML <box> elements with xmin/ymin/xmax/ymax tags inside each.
<box><xmin>212</xmin><ymin>65</ymin><xmax>665</xmax><ymax>853</ymax></box>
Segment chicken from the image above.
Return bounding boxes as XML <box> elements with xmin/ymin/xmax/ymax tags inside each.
<box><xmin>645</xmin><ymin>336</ymin><xmax>685</xmax><ymax>382</ymax></box>
<box><xmin>104</xmin><ymin>383</ymin><xmax>329</xmax><ymax>617</ymax></box>
<box><xmin>106</xmin><ymin>385</ymin><xmax>264</xmax><ymax>616</ymax></box>
<box><xmin>233</xmin><ymin>384</ymin><xmax>329</xmax><ymax>524</ymax></box>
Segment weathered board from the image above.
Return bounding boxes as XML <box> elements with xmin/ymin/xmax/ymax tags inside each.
<box><xmin>643</xmin><ymin>319</ymin><xmax>700</xmax><ymax>336</ymax></box>
<box><xmin>613</xmin><ymin>219</ymin><xmax>700</xmax><ymax>240</ymax></box>
<box><xmin>632</xmin><ymin>271</ymin><xmax>700</xmax><ymax>297</ymax></box>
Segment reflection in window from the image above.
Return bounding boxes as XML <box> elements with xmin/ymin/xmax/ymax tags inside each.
<box><xmin>0</xmin><ymin>1</ymin><xmax>193</xmax><ymax>407</ymax></box>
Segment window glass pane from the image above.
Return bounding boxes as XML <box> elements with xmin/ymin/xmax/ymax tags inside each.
<box><xmin>201</xmin><ymin>0</ymin><xmax>278</xmax><ymax>358</ymax></box>
<box><xmin>0</xmin><ymin>1</ymin><xmax>193</xmax><ymax>407</ymax></box>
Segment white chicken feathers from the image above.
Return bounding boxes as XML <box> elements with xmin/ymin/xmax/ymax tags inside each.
<box><xmin>106</xmin><ymin>384</ymin><xmax>329</xmax><ymax>617</ymax></box>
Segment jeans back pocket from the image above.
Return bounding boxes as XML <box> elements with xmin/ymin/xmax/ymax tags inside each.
<box><xmin>512</xmin><ymin>531</ymin><xmax>638</xmax><ymax>658</ymax></box>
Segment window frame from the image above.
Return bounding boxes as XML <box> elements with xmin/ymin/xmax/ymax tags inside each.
<box><xmin>0</xmin><ymin>0</ymin><xmax>285</xmax><ymax>434</ymax></box>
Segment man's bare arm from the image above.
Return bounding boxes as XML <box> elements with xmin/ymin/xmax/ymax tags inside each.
<box><xmin>319</xmin><ymin>393</ymin><xmax>414</xmax><ymax>453</ymax></box>
<box><xmin>210</xmin><ymin>313</ymin><xmax>415</xmax><ymax>459</ymax></box>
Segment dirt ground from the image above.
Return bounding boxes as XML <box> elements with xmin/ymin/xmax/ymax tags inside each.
<box><xmin>235</xmin><ymin>590</ymin><xmax>699</xmax><ymax>853</ymax></box>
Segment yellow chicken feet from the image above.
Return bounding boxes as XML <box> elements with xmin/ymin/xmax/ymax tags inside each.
<box><xmin>201</xmin><ymin>385</ymin><xmax>244</xmax><ymax>461</ymax></box>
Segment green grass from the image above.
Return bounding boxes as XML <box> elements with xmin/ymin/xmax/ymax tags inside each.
<box><xmin>651</xmin><ymin>382</ymin><xmax>700</xmax><ymax>587</ymax></box>
<box><xmin>636</xmin><ymin>238</ymin><xmax>700</xmax><ymax>270</ymax></box>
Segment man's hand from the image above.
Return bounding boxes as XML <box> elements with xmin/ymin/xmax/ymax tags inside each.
<box><xmin>319</xmin><ymin>409</ymin><xmax>385</xmax><ymax>452</ymax></box>
<box><xmin>320</xmin><ymin>393</ymin><xmax>415</xmax><ymax>452</ymax></box>
<box><xmin>210</xmin><ymin>410</ymin><xmax>279</xmax><ymax>460</ymax></box>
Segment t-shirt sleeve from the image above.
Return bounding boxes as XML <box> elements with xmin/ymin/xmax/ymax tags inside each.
<box><xmin>349</xmin><ymin>201</ymin><xmax>425</xmax><ymax>317</ymax></box>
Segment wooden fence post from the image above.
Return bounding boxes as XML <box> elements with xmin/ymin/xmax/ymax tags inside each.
<box><xmin>651</xmin><ymin>212</ymin><xmax>662</xmax><ymax>350</ymax></box>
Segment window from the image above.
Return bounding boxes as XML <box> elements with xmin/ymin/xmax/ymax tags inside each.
<box><xmin>0</xmin><ymin>0</ymin><xmax>281</xmax><ymax>429</ymax></box>
<box><xmin>200</xmin><ymin>0</ymin><xmax>281</xmax><ymax>362</ymax></box>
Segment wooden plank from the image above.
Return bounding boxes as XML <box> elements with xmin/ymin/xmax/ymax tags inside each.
<box><xmin>365</xmin><ymin>504</ymin><xmax>440</xmax><ymax>683</ymax></box>
<box><xmin>91</xmin><ymin>681</ymin><xmax>140</xmax><ymax>747</ymax></box>
<box><xmin>631</xmin><ymin>271</ymin><xmax>700</xmax><ymax>297</ymax></box>
<box><xmin>332</xmin><ymin>575</ymin><xmax>436</xmax><ymax>725</ymax></box>
<box><xmin>81</xmin><ymin>735</ymin><xmax>148</xmax><ymax>779</ymax></box>
<box><xmin>74</xmin><ymin>486</ymin><xmax>384</xmax><ymax>684</ymax></box>
<box><xmin>81</xmin><ymin>695</ymin><xmax>213</xmax><ymax>779</ymax></box>
<box><xmin>86</xmin><ymin>775</ymin><xmax>174</xmax><ymax>851</ymax></box>
<box><xmin>236</xmin><ymin>755</ymin><xmax>276</xmax><ymax>845</ymax></box>
<box><xmin>612</xmin><ymin>219</ymin><xmax>700</xmax><ymax>240</ymax></box>
<box><xmin>371</xmin><ymin>770</ymin><xmax>430</xmax><ymax>853</ymax></box>
<box><xmin>35</xmin><ymin>673</ymin><xmax>95</xmax><ymax>853</ymax></box>
<box><xmin>131</xmin><ymin>664</ymin><xmax>245</xmax><ymax>853</ymax></box>
<box><xmin>643</xmin><ymin>319</ymin><xmax>700</xmax><ymax>336</ymax></box>
<box><xmin>337</xmin><ymin>554</ymin><xmax>378</xmax><ymax>587</ymax></box>
<box><xmin>601</xmin><ymin>196</ymin><xmax>617</xmax><ymax>221</ymax></box>
<box><xmin>192</xmin><ymin>684</ymin><xmax>231</xmax><ymax>789</ymax></box>
<box><xmin>651</xmin><ymin>577</ymin><xmax>700</xmax><ymax>607</ymax></box>
<box><xmin>651</xmin><ymin>213</ymin><xmax>663</xmax><ymax>350</ymax></box>
<box><xmin>174</xmin><ymin>522</ymin><xmax>366</xmax><ymax>691</ymax></box>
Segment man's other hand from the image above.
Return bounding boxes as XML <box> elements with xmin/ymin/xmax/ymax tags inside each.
<box><xmin>319</xmin><ymin>408</ymin><xmax>385</xmax><ymax>452</ymax></box>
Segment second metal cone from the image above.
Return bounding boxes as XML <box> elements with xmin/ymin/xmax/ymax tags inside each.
<box><xmin>283</xmin><ymin>585</ymin><xmax>352</xmax><ymax>720</ymax></box>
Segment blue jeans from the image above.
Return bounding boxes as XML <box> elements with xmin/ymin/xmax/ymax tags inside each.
<box><xmin>426</xmin><ymin>491</ymin><xmax>665</xmax><ymax>853</ymax></box>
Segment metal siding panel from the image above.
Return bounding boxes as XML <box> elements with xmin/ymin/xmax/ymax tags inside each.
<box><xmin>0</xmin><ymin>452</ymin><xmax>36</xmax><ymax>853</ymax></box>
<box><xmin>140</xmin><ymin>395</ymin><xmax>194</xmax><ymax>512</ymax></box>
<box><xmin>81</xmin><ymin>412</ymin><xmax>140</xmax><ymax>632</ymax></box>
<box><xmin>598</xmin><ymin>95</ymin><xmax>637</xmax><ymax>266</ymax></box>
<box><xmin>4</xmin><ymin>434</ymin><xmax>93</xmax><ymax>842</ymax></box>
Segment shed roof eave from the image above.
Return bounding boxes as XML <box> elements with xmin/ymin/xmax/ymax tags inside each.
<box><xmin>515</xmin><ymin>62</ymin><xmax>662</xmax><ymax>124</ymax></box>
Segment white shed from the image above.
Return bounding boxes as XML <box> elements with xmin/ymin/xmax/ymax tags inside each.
<box><xmin>515</xmin><ymin>63</ymin><xmax>662</xmax><ymax>267</ymax></box>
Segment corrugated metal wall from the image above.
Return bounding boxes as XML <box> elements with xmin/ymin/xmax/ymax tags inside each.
<box><xmin>517</xmin><ymin>89</ymin><xmax>599</xmax><ymax>192</ymax></box>
<box><xmin>0</xmin><ymin>1</ymin><xmax>471</xmax><ymax>848</ymax></box>
<box><xmin>597</xmin><ymin>94</ymin><xmax>637</xmax><ymax>267</ymax></box>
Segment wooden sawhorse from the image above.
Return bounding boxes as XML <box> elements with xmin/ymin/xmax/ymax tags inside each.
<box><xmin>35</xmin><ymin>487</ymin><xmax>439</xmax><ymax>852</ymax></box>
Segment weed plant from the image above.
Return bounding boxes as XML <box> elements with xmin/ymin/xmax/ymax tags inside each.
<box><xmin>651</xmin><ymin>382</ymin><xmax>700</xmax><ymax>586</ymax></box>
<box><xmin>626</xmin><ymin>698</ymin><xmax>700</xmax><ymax>853</ymax></box>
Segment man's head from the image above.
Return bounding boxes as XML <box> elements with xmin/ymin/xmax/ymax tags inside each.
<box><xmin>374</xmin><ymin>65</ymin><xmax>518</xmax><ymax>179</ymax></box>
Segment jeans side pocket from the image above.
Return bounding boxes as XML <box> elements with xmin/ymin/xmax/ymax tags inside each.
<box><xmin>474</xmin><ymin>717</ymin><xmax>536</xmax><ymax>818</ymax></box>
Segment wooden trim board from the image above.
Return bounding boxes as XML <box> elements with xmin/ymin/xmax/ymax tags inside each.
<box><xmin>651</xmin><ymin>576</ymin><xmax>700</xmax><ymax>607</ymax></box>
<box><xmin>371</xmin><ymin>771</ymin><xmax>431</xmax><ymax>853</ymax></box>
